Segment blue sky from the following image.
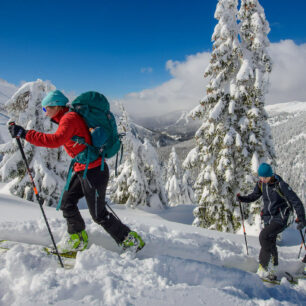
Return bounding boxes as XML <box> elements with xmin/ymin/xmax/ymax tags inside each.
<box><xmin>1</xmin><ymin>0</ymin><xmax>306</xmax><ymax>103</ymax></box>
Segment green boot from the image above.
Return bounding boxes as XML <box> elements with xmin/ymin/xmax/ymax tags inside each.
<box><xmin>256</xmin><ymin>264</ymin><xmax>276</xmax><ymax>281</ymax></box>
<box><xmin>58</xmin><ymin>230</ymin><xmax>88</xmax><ymax>253</ymax></box>
<box><xmin>121</xmin><ymin>231</ymin><xmax>145</xmax><ymax>253</ymax></box>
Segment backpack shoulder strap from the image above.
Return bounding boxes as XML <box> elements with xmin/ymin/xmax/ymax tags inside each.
<box><xmin>258</xmin><ymin>181</ymin><xmax>263</xmax><ymax>192</ymax></box>
<box><xmin>274</xmin><ymin>178</ymin><xmax>294</xmax><ymax>212</ymax></box>
<box><xmin>275</xmin><ymin>183</ymin><xmax>286</xmax><ymax>199</ymax></box>
<box><xmin>273</xmin><ymin>176</ymin><xmax>286</xmax><ymax>199</ymax></box>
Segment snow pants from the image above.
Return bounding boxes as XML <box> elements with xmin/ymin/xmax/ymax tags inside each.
<box><xmin>259</xmin><ymin>222</ymin><xmax>285</xmax><ymax>268</ymax></box>
<box><xmin>60</xmin><ymin>164</ymin><xmax>130</xmax><ymax>244</ymax></box>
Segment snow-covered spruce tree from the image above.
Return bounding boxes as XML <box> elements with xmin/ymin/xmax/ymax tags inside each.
<box><xmin>0</xmin><ymin>80</ymin><xmax>69</xmax><ymax>206</ymax></box>
<box><xmin>142</xmin><ymin>138</ymin><xmax>168</xmax><ymax>208</ymax></box>
<box><xmin>109</xmin><ymin>105</ymin><xmax>149</xmax><ymax>207</ymax></box>
<box><xmin>184</xmin><ymin>0</ymin><xmax>243</xmax><ymax>232</ymax></box>
<box><xmin>165</xmin><ymin>147</ymin><xmax>194</xmax><ymax>206</ymax></box>
<box><xmin>184</xmin><ymin>0</ymin><xmax>275</xmax><ymax>232</ymax></box>
<box><xmin>236</xmin><ymin>0</ymin><xmax>275</xmax><ymax>218</ymax></box>
<box><xmin>182</xmin><ymin>170</ymin><xmax>195</xmax><ymax>205</ymax></box>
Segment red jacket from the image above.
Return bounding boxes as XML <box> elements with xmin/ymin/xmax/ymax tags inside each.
<box><xmin>25</xmin><ymin>107</ymin><xmax>101</xmax><ymax>172</ymax></box>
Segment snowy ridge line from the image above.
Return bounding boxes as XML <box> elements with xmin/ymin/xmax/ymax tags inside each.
<box><xmin>268</xmin><ymin>115</ymin><xmax>300</xmax><ymax>127</ymax></box>
<box><xmin>265</xmin><ymin>101</ymin><xmax>306</xmax><ymax>114</ymax></box>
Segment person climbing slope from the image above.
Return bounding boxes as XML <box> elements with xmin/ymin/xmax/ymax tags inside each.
<box><xmin>237</xmin><ymin>163</ymin><xmax>305</xmax><ymax>280</ymax></box>
<box><xmin>9</xmin><ymin>90</ymin><xmax>145</xmax><ymax>254</ymax></box>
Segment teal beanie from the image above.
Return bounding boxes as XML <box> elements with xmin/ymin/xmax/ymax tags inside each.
<box><xmin>42</xmin><ymin>90</ymin><xmax>68</xmax><ymax>108</ymax></box>
<box><xmin>258</xmin><ymin>163</ymin><xmax>273</xmax><ymax>177</ymax></box>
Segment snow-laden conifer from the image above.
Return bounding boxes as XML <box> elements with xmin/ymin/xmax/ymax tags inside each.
<box><xmin>185</xmin><ymin>0</ymin><xmax>243</xmax><ymax>232</ymax></box>
<box><xmin>166</xmin><ymin>147</ymin><xmax>194</xmax><ymax>206</ymax></box>
<box><xmin>110</xmin><ymin>105</ymin><xmax>167</xmax><ymax>208</ymax></box>
<box><xmin>110</xmin><ymin>105</ymin><xmax>148</xmax><ymax>207</ymax></box>
<box><xmin>185</xmin><ymin>0</ymin><xmax>275</xmax><ymax>232</ymax></box>
<box><xmin>236</xmin><ymin>0</ymin><xmax>275</xmax><ymax>218</ymax></box>
<box><xmin>142</xmin><ymin>138</ymin><xmax>168</xmax><ymax>208</ymax></box>
<box><xmin>0</xmin><ymin>80</ymin><xmax>69</xmax><ymax>206</ymax></box>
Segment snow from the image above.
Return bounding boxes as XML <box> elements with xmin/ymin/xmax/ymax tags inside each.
<box><xmin>265</xmin><ymin>101</ymin><xmax>306</xmax><ymax>114</ymax></box>
<box><xmin>1</xmin><ymin>184</ymin><xmax>305</xmax><ymax>305</ymax></box>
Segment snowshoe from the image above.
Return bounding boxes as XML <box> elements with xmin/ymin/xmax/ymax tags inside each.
<box><xmin>56</xmin><ymin>230</ymin><xmax>88</xmax><ymax>254</ymax></box>
<box><xmin>257</xmin><ymin>264</ymin><xmax>277</xmax><ymax>281</ymax></box>
<box><xmin>121</xmin><ymin>231</ymin><xmax>145</xmax><ymax>253</ymax></box>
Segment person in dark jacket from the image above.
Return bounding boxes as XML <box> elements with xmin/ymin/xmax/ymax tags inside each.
<box><xmin>9</xmin><ymin>90</ymin><xmax>145</xmax><ymax>253</ymax></box>
<box><xmin>237</xmin><ymin>163</ymin><xmax>306</xmax><ymax>279</ymax></box>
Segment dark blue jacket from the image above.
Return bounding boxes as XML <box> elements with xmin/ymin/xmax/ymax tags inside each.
<box><xmin>239</xmin><ymin>175</ymin><xmax>305</xmax><ymax>226</ymax></box>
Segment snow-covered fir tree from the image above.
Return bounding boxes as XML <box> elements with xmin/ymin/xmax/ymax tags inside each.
<box><xmin>236</xmin><ymin>0</ymin><xmax>275</xmax><ymax>218</ymax></box>
<box><xmin>184</xmin><ymin>0</ymin><xmax>275</xmax><ymax>232</ymax></box>
<box><xmin>165</xmin><ymin>147</ymin><xmax>194</xmax><ymax>206</ymax></box>
<box><xmin>142</xmin><ymin>138</ymin><xmax>168</xmax><ymax>208</ymax></box>
<box><xmin>110</xmin><ymin>106</ymin><xmax>167</xmax><ymax>208</ymax></box>
<box><xmin>0</xmin><ymin>80</ymin><xmax>69</xmax><ymax>206</ymax></box>
<box><xmin>185</xmin><ymin>0</ymin><xmax>242</xmax><ymax>232</ymax></box>
<box><xmin>110</xmin><ymin>105</ymin><xmax>148</xmax><ymax>207</ymax></box>
<box><xmin>181</xmin><ymin>170</ymin><xmax>195</xmax><ymax>205</ymax></box>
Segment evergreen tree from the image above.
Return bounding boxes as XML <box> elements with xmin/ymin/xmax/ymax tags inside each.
<box><xmin>236</xmin><ymin>0</ymin><xmax>275</xmax><ymax>217</ymax></box>
<box><xmin>166</xmin><ymin>147</ymin><xmax>194</xmax><ymax>206</ymax></box>
<box><xmin>0</xmin><ymin>80</ymin><xmax>69</xmax><ymax>206</ymax></box>
<box><xmin>185</xmin><ymin>0</ymin><xmax>242</xmax><ymax>232</ymax></box>
<box><xmin>110</xmin><ymin>105</ymin><xmax>148</xmax><ymax>207</ymax></box>
<box><xmin>184</xmin><ymin>0</ymin><xmax>275</xmax><ymax>232</ymax></box>
<box><xmin>110</xmin><ymin>105</ymin><xmax>167</xmax><ymax>208</ymax></box>
<box><xmin>181</xmin><ymin>170</ymin><xmax>195</xmax><ymax>205</ymax></box>
<box><xmin>142</xmin><ymin>138</ymin><xmax>168</xmax><ymax>208</ymax></box>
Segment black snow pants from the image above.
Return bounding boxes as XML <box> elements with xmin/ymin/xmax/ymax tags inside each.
<box><xmin>60</xmin><ymin>163</ymin><xmax>130</xmax><ymax>244</ymax></box>
<box><xmin>259</xmin><ymin>221</ymin><xmax>285</xmax><ymax>268</ymax></box>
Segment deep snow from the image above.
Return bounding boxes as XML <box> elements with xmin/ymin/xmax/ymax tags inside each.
<box><xmin>0</xmin><ymin>184</ymin><xmax>306</xmax><ymax>305</ymax></box>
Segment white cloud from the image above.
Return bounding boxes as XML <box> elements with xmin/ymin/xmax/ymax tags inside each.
<box><xmin>119</xmin><ymin>52</ymin><xmax>210</xmax><ymax>117</ymax></box>
<box><xmin>118</xmin><ymin>40</ymin><xmax>306</xmax><ymax>118</ymax></box>
<box><xmin>266</xmin><ymin>40</ymin><xmax>306</xmax><ymax>104</ymax></box>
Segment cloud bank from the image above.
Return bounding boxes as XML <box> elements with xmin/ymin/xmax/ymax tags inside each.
<box><xmin>119</xmin><ymin>40</ymin><xmax>306</xmax><ymax>118</ymax></box>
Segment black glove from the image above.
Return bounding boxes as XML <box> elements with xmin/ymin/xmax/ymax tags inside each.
<box><xmin>236</xmin><ymin>193</ymin><xmax>243</xmax><ymax>202</ymax></box>
<box><xmin>296</xmin><ymin>219</ymin><xmax>306</xmax><ymax>231</ymax></box>
<box><xmin>8</xmin><ymin>124</ymin><xmax>27</xmax><ymax>139</ymax></box>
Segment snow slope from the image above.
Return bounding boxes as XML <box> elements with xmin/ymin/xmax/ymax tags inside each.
<box><xmin>0</xmin><ymin>184</ymin><xmax>306</xmax><ymax>305</ymax></box>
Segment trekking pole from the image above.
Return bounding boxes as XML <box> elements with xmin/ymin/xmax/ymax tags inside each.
<box><xmin>298</xmin><ymin>228</ymin><xmax>306</xmax><ymax>255</ymax></box>
<box><xmin>238</xmin><ymin>200</ymin><xmax>249</xmax><ymax>255</ymax></box>
<box><xmin>105</xmin><ymin>200</ymin><xmax>121</xmax><ymax>221</ymax></box>
<box><xmin>9</xmin><ymin>122</ymin><xmax>64</xmax><ymax>268</ymax></box>
<box><xmin>297</xmin><ymin>229</ymin><xmax>306</xmax><ymax>258</ymax></box>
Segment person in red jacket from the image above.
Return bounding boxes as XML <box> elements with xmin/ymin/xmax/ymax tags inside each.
<box><xmin>9</xmin><ymin>90</ymin><xmax>145</xmax><ymax>253</ymax></box>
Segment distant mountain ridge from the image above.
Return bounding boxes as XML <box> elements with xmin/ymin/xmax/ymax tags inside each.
<box><xmin>0</xmin><ymin>79</ymin><xmax>18</xmax><ymax>108</ymax></box>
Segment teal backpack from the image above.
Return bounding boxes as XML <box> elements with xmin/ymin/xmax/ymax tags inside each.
<box><xmin>57</xmin><ymin>91</ymin><xmax>123</xmax><ymax>210</ymax></box>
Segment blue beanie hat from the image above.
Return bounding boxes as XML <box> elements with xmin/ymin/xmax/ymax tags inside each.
<box><xmin>42</xmin><ymin>90</ymin><xmax>68</xmax><ymax>108</ymax></box>
<box><xmin>258</xmin><ymin>163</ymin><xmax>273</xmax><ymax>177</ymax></box>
